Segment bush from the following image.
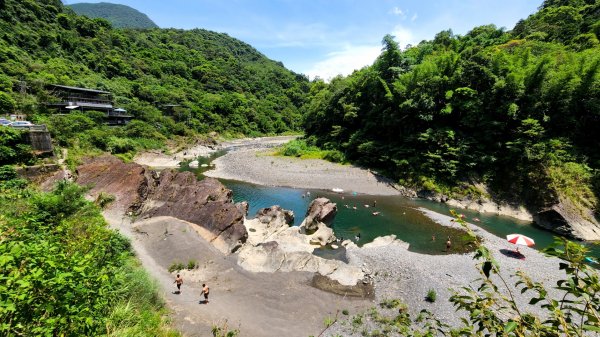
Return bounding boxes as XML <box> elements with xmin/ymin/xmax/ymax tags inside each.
<box><xmin>187</xmin><ymin>259</ymin><xmax>198</xmax><ymax>270</ymax></box>
<box><xmin>426</xmin><ymin>289</ymin><xmax>437</xmax><ymax>302</ymax></box>
<box><xmin>107</xmin><ymin>136</ymin><xmax>137</xmax><ymax>154</ymax></box>
<box><xmin>380</xmin><ymin>298</ymin><xmax>403</xmax><ymax>309</ymax></box>
<box><xmin>0</xmin><ymin>180</ymin><xmax>179</xmax><ymax>336</ymax></box>
<box><xmin>324</xmin><ymin>149</ymin><xmax>345</xmax><ymax>163</ymax></box>
<box><xmin>0</xmin><ymin>165</ymin><xmax>17</xmax><ymax>180</ymax></box>
<box><xmin>168</xmin><ymin>262</ymin><xmax>185</xmax><ymax>273</ymax></box>
<box><xmin>95</xmin><ymin>191</ymin><xmax>116</xmax><ymax>209</ymax></box>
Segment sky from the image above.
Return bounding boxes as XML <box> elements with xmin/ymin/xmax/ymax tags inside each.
<box><xmin>62</xmin><ymin>0</ymin><xmax>541</xmax><ymax>80</ymax></box>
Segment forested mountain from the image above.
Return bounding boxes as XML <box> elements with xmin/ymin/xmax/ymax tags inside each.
<box><xmin>303</xmin><ymin>0</ymin><xmax>600</xmax><ymax>217</ymax></box>
<box><xmin>0</xmin><ymin>0</ymin><xmax>309</xmax><ymax>145</ymax></box>
<box><xmin>68</xmin><ymin>2</ymin><xmax>158</xmax><ymax>29</ymax></box>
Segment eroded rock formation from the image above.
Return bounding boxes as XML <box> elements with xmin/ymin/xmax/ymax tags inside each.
<box><xmin>238</xmin><ymin>204</ymin><xmax>364</xmax><ymax>286</ymax></box>
<box><xmin>302</xmin><ymin>197</ymin><xmax>337</xmax><ymax>231</ymax></box>
<box><xmin>75</xmin><ymin>155</ymin><xmax>247</xmax><ymax>253</ymax></box>
<box><xmin>534</xmin><ymin>197</ymin><xmax>600</xmax><ymax>241</ymax></box>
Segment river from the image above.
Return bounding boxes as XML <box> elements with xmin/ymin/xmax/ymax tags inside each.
<box><xmin>180</xmin><ymin>154</ymin><xmax>600</xmax><ymax>261</ymax></box>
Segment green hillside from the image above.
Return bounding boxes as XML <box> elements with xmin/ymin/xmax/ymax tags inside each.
<box><xmin>302</xmin><ymin>0</ymin><xmax>600</xmax><ymax>214</ymax></box>
<box><xmin>0</xmin><ymin>0</ymin><xmax>309</xmax><ymax>161</ymax></box>
<box><xmin>68</xmin><ymin>2</ymin><xmax>159</xmax><ymax>29</ymax></box>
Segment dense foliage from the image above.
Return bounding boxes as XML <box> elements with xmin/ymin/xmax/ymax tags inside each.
<box><xmin>0</xmin><ymin>0</ymin><xmax>309</xmax><ymax>140</ymax></box>
<box><xmin>303</xmin><ymin>0</ymin><xmax>600</xmax><ymax>213</ymax></box>
<box><xmin>68</xmin><ymin>2</ymin><xmax>158</xmax><ymax>29</ymax></box>
<box><xmin>0</xmin><ymin>171</ymin><xmax>179</xmax><ymax>336</ymax></box>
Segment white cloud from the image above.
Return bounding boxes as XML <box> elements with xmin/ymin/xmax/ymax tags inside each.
<box><xmin>391</xmin><ymin>7</ymin><xmax>405</xmax><ymax>17</ymax></box>
<box><xmin>305</xmin><ymin>44</ymin><xmax>381</xmax><ymax>81</ymax></box>
<box><xmin>411</xmin><ymin>13</ymin><xmax>418</xmax><ymax>22</ymax></box>
<box><xmin>391</xmin><ymin>25</ymin><xmax>418</xmax><ymax>49</ymax></box>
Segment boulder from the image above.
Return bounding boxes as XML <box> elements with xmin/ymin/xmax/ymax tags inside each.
<box><xmin>361</xmin><ymin>235</ymin><xmax>409</xmax><ymax>249</ymax></box>
<box><xmin>237</xmin><ymin>240</ymin><xmax>364</xmax><ymax>286</ymax></box>
<box><xmin>76</xmin><ymin>155</ymin><xmax>149</xmax><ymax>214</ymax></box>
<box><xmin>308</xmin><ymin>223</ymin><xmax>336</xmax><ymax>246</ymax></box>
<box><xmin>303</xmin><ymin>197</ymin><xmax>337</xmax><ymax>231</ymax></box>
<box><xmin>534</xmin><ymin>198</ymin><xmax>600</xmax><ymax>241</ymax></box>
<box><xmin>238</xmin><ymin>205</ymin><xmax>364</xmax><ymax>286</ymax></box>
<box><xmin>236</xmin><ymin>201</ymin><xmax>249</xmax><ymax>217</ymax></box>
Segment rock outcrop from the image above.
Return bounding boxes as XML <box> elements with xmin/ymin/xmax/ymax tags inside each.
<box><xmin>533</xmin><ymin>197</ymin><xmax>600</xmax><ymax>241</ymax></box>
<box><xmin>302</xmin><ymin>197</ymin><xmax>337</xmax><ymax>231</ymax></box>
<box><xmin>238</xmin><ymin>204</ymin><xmax>364</xmax><ymax>286</ymax></box>
<box><xmin>136</xmin><ymin>170</ymin><xmax>248</xmax><ymax>253</ymax></box>
<box><xmin>75</xmin><ymin>155</ymin><xmax>247</xmax><ymax>253</ymax></box>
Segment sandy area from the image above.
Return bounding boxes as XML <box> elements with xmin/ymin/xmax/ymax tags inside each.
<box><xmin>133</xmin><ymin>136</ymin><xmax>298</xmax><ymax>169</ymax></box>
<box><xmin>103</xmin><ymin>211</ymin><xmax>371</xmax><ymax>337</ymax></box>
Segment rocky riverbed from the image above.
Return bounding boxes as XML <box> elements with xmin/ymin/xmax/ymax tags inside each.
<box><xmin>51</xmin><ymin>137</ymin><xmax>591</xmax><ymax>336</ymax></box>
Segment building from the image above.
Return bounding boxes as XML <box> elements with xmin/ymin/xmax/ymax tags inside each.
<box><xmin>46</xmin><ymin>84</ymin><xmax>133</xmax><ymax>125</ymax></box>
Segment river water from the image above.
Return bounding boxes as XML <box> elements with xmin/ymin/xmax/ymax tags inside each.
<box><xmin>180</xmin><ymin>155</ymin><xmax>600</xmax><ymax>260</ymax></box>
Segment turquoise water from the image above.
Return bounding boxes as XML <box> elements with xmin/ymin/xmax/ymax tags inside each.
<box><xmin>221</xmin><ymin>180</ymin><xmax>600</xmax><ymax>259</ymax></box>
<box><xmin>223</xmin><ymin>180</ymin><xmax>473</xmax><ymax>255</ymax></box>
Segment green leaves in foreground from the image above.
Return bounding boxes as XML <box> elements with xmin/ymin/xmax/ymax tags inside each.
<box><xmin>0</xmin><ymin>179</ymin><xmax>178</xmax><ymax>337</ymax></box>
<box><xmin>449</xmin><ymin>210</ymin><xmax>600</xmax><ymax>336</ymax></box>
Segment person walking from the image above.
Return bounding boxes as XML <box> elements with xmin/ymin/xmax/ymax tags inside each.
<box><xmin>174</xmin><ymin>274</ymin><xmax>183</xmax><ymax>294</ymax></box>
<box><xmin>446</xmin><ymin>236</ymin><xmax>452</xmax><ymax>252</ymax></box>
<box><xmin>201</xmin><ymin>283</ymin><xmax>210</xmax><ymax>304</ymax></box>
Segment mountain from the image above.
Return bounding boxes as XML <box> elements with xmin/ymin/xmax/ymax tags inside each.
<box><xmin>0</xmin><ymin>0</ymin><xmax>309</xmax><ymax>137</ymax></box>
<box><xmin>67</xmin><ymin>2</ymin><xmax>158</xmax><ymax>29</ymax></box>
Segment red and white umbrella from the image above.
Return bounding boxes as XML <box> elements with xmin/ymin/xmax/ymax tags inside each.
<box><xmin>506</xmin><ymin>234</ymin><xmax>535</xmax><ymax>247</ymax></box>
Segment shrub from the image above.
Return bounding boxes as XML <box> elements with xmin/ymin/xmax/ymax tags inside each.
<box><xmin>186</xmin><ymin>259</ymin><xmax>198</xmax><ymax>270</ymax></box>
<box><xmin>380</xmin><ymin>298</ymin><xmax>403</xmax><ymax>309</ymax></box>
<box><xmin>324</xmin><ymin>149</ymin><xmax>345</xmax><ymax>163</ymax></box>
<box><xmin>426</xmin><ymin>289</ymin><xmax>437</xmax><ymax>302</ymax></box>
<box><xmin>95</xmin><ymin>192</ymin><xmax>116</xmax><ymax>209</ymax></box>
<box><xmin>107</xmin><ymin>136</ymin><xmax>137</xmax><ymax>154</ymax></box>
<box><xmin>0</xmin><ymin>165</ymin><xmax>17</xmax><ymax>180</ymax></box>
<box><xmin>168</xmin><ymin>262</ymin><xmax>185</xmax><ymax>273</ymax></box>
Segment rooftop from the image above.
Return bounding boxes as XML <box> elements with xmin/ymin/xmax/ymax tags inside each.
<box><xmin>50</xmin><ymin>84</ymin><xmax>111</xmax><ymax>95</ymax></box>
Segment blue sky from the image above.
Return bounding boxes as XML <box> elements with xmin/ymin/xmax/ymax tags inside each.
<box><xmin>63</xmin><ymin>1</ymin><xmax>541</xmax><ymax>80</ymax></box>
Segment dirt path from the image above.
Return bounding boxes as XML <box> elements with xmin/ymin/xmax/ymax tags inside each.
<box><xmin>104</xmin><ymin>211</ymin><xmax>370</xmax><ymax>337</ymax></box>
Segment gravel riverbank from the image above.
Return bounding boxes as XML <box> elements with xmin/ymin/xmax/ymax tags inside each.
<box><xmin>325</xmin><ymin>209</ymin><xmax>568</xmax><ymax>335</ymax></box>
<box><xmin>204</xmin><ymin>148</ymin><xmax>401</xmax><ymax>196</ymax></box>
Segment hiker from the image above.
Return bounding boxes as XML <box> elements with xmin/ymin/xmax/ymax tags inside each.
<box><xmin>446</xmin><ymin>236</ymin><xmax>452</xmax><ymax>251</ymax></box>
<box><xmin>174</xmin><ymin>274</ymin><xmax>183</xmax><ymax>294</ymax></box>
<box><xmin>201</xmin><ymin>283</ymin><xmax>210</xmax><ymax>304</ymax></box>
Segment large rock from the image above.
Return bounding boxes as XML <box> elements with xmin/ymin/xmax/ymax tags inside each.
<box><xmin>76</xmin><ymin>155</ymin><xmax>148</xmax><ymax>214</ymax></box>
<box><xmin>534</xmin><ymin>198</ymin><xmax>600</xmax><ymax>241</ymax></box>
<box><xmin>136</xmin><ymin>170</ymin><xmax>247</xmax><ymax>253</ymax></box>
<box><xmin>75</xmin><ymin>155</ymin><xmax>247</xmax><ymax>253</ymax></box>
<box><xmin>238</xmin><ymin>205</ymin><xmax>364</xmax><ymax>286</ymax></box>
<box><xmin>237</xmin><ymin>243</ymin><xmax>364</xmax><ymax>286</ymax></box>
<box><xmin>303</xmin><ymin>197</ymin><xmax>337</xmax><ymax>231</ymax></box>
